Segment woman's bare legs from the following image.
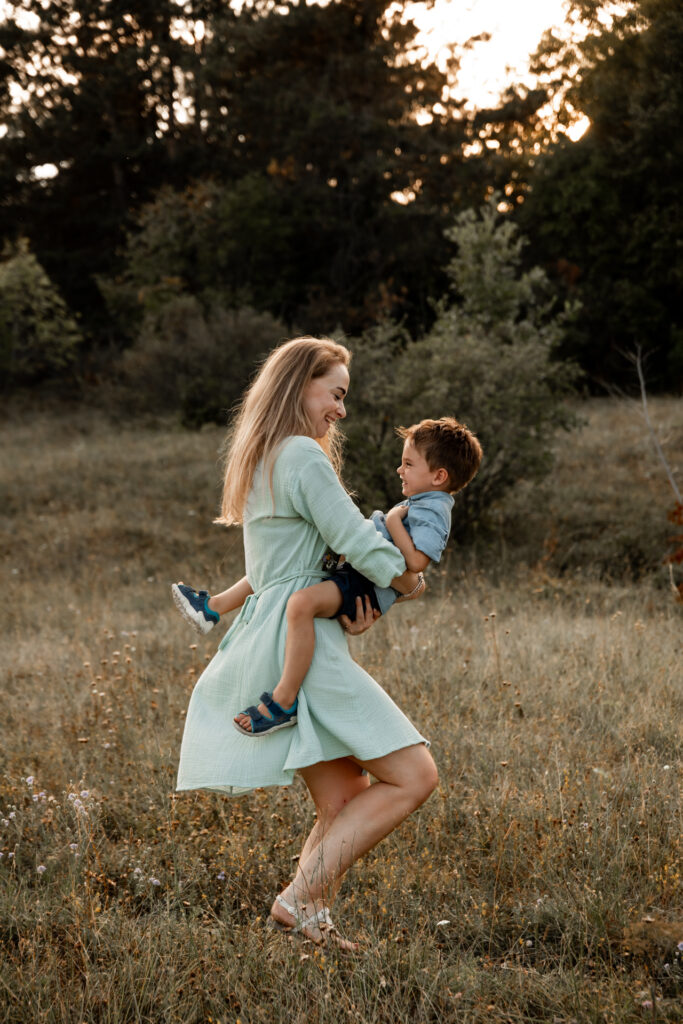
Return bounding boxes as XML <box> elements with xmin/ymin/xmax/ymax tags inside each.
<box><xmin>295</xmin><ymin>757</ymin><xmax>371</xmax><ymax>899</ymax></box>
<box><xmin>270</xmin><ymin>744</ymin><xmax>438</xmax><ymax>944</ymax></box>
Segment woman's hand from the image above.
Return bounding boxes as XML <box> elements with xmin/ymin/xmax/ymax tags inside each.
<box><xmin>339</xmin><ymin>595</ymin><xmax>381</xmax><ymax>635</ymax></box>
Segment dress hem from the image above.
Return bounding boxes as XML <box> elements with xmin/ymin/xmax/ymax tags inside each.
<box><xmin>176</xmin><ymin>736</ymin><xmax>430</xmax><ymax>797</ymax></box>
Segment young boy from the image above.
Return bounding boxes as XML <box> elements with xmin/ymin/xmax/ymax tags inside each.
<box><xmin>172</xmin><ymin>417</ymin><xmax>482</xmax><ymax>737</ymax></box>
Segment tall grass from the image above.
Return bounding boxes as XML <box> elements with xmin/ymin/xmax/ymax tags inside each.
<box><xmin>0</xmin><ymin>403</ymin><xmax>681</xmax><ymax>1023</ymax></box>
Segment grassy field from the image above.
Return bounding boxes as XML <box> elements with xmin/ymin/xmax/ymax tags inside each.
<box><xmin>0</xmin><ymin>400</ymin><xmax>681</xmax><ymax>1023</ymax></box>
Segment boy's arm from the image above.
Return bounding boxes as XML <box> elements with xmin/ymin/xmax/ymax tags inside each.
<box><xmin>207</xmin><ymin>576</ymin><xmax>253</xmax><ymax>616</ymax></box>
<box><xmin>384</xmin><ymin>506</ymin><xmax>431</xmax><ymax>573</ymax></box>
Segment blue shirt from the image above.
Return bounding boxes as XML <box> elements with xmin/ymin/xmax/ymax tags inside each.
<box><xmin>370</xmin><ymin>490</ymin><xmax>454</xmax><ymax>614</ymax></box>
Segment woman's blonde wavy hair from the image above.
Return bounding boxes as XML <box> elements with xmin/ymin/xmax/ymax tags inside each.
<box><xmin>216</xmin><ymin>336</ymin><xmax>351</xmax><ymax>525</ymax></box>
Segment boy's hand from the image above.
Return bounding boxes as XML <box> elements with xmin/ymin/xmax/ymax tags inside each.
<box><xmin>386</xmin><ymin>504</ymin><xmax>409</xmax><ymax>523</ymax></box>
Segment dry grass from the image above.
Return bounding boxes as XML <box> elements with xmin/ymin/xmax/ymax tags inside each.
<box><xmin>0</xmin><ymin>401</ymin><xmax>681</xmax><ymax>1023</ymax></box>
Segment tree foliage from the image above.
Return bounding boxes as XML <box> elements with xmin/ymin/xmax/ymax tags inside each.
<box><xmin>515</xmin><ymin>0</ymin><xmax>683</xmax><ymax>387</ymax></box>
<box><xmin>1</xmin><ymin>0</ymin><xmax>471</xmax><ymax>340</ymax></box>
<box><xmin>343</xmin><ymin>198</ymin><xmax>580</xmax><ymax>532</ymax></box>
<box><xmin>114</xmin><ymin>299</ymin><xmax>286</xmax><ymax>428</ymax></box>
<box><xmin>0</xmin><ymin>238</ymin><xmax>82</xmax><ymax>388</ymax></box>
<box><xmin>0</xmin><ymin>0</ymin><xmax>199</xmax><ymax>327</ymax></box>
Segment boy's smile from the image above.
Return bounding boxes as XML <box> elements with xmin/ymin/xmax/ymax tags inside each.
<box><xmin>397</xmin><ymin>440</ymin><xmax>444</xmax><ymax>496</ymax></box>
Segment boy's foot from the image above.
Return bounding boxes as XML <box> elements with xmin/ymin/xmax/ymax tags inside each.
<box><xmin>171</xmin><ymin>582</ymin><xmax>220</xmax><ymax>635</ymax></box>
<box><xmin>233</xmin><ymin>692</ymin><xmax>298</xmax><ymax>737</ymax></box>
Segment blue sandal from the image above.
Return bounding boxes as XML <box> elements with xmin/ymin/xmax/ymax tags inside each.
<box><xmin>233</xmin><ymin>692</ymin><xmax>298</xmax><ymax>737</ymax></box>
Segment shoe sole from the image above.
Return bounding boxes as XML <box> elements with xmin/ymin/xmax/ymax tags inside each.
<box><xmin>232</xmin><ymin>717</ymin><xmax>298</xmax><ymax>738</ymax></box>
<box><xmin>171</xmin><ymin>584</ymin><xmax>216</xmax><ymax>635</ymax></box>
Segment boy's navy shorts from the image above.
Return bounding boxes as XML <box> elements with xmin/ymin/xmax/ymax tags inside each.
<box><xmin>327</xmin><ymin>562</ymin><xmax>381</xmax><ymax>621</ymax></box>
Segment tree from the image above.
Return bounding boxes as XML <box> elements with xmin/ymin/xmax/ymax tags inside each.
<box><xmin>2</xmin><ymin>1</ymin><xmax>478</xmax><ymax>344</ymax></box>
<box><xmin>0</xmin><ymin>1</ymin><xmax>215</xmax><ymax>333</ymax></box>
<box><xmin>515</xmin><ymin>0</ymin><xmax>683</xmax><ymax>388</ymax></box>
<box><xmin>0</xmin><ymin>238</ymin><xmax>82</xmax><ymax>388</ymax></box>
<box><xmin>342</xmin><ymin>197</ymin><xmax>579</xmax><ymax>531</ymax></box>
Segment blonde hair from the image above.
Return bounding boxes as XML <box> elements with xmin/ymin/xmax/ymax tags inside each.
<box><xmin>216</xmin><ymin>336</ymin><xmax>351</xmax><ymax>525</ymax></box>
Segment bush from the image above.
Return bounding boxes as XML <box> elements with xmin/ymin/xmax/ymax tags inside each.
<box><xmin>0</xmin><ymin>239</ymin><xmax>82</xmax><ymax>390</ymax></box>
<box><xmin>116</xmin><ymin>298</ymin><xmax>286</xmax><ymax>427</ymax></box>
<box><xmin>343</xmin><ymin>197</ymin><xmax>581</xmax><ymax>533</ymax></box>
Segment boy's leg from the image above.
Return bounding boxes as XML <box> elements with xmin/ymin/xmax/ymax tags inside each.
<box><xmin>233</xmin><ymin>581</ymin><xmax>342</xmax><ymax>733</ymax></box>
<box><xmin>272</xmin><ymin>581</ymin><xmax>343</xmax><ymax>707</ymax></box>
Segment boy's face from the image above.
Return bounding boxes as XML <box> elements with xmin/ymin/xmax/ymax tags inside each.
<box><xmin>397</xmin><ymin>439</ymin><xmax>442</xmax><ymax>497</ymax></box>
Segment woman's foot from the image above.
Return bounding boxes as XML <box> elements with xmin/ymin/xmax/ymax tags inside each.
<box><xmin>269</xmin><ymin>890</ymin><xmax>358</xmax><ymax>952</ymax></box>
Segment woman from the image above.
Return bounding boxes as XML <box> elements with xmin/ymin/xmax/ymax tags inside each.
<box><xmin>176</xmin><ymin>336</ymin><xmax>438</xmax><ymax>948</ymax></box>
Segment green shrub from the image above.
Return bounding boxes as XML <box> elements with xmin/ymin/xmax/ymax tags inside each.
<box><xmin>116</xmin><ymin>298</ymin><xmax>286</xmax><ymax>427</ymax></box>
<box><xmin>343</xmin><ymin>197</ymin><xmax>581</xmax><ymax>533</ymax></box>
<box><xmin>0</xmin><ymin>239</ymin><xmax>82</xmax><ymax>389</ymax></box>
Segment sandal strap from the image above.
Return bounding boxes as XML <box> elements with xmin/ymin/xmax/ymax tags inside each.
<box><xmin>275</xmin><ymin>895</ymin><xmax>335</xmax><ymax>936</ymax></box>
<box><xmin>259</xmin><ymin>692</ymin><xmax>297</xmax><ymax>722</ymax></box>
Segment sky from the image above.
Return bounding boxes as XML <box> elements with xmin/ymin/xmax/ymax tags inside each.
<box><xmin>408</xmin><ymin>0</ymin><xmax>571</xmax><ymax>106</ymax></box>
<box><xmin>1</xmin><ymin>0</ymin><xmax>572</xmax><ymax>109</ymax></box>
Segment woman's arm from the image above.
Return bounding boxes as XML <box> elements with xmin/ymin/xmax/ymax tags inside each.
<box><xmin>283</xmin><ymin>437</ymin><xmax>406</xmax><ymax>589</ymax></box>
<box><xmin>385</xmin><ymin>505</ymin><xmax>431</xmax><ymax>573</ymax></box>
<box><xmin>207</xmin><ymin>576</ymin><xmax>253</xmax><ymax>616</ymax></box>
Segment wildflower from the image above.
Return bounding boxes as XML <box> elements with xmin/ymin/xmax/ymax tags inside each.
<box><xmin>26</xmin><ymin>776</ymin><xmax>34</xmax><ymax>786</ymax></box>
<box><xmin>2</xmin><ymin>820</ymin><xmax>8</xmax><ymax>827</ymax></box>
<box><xmin>150</xmin><ymin>877</ymin><xmax>161</xmax><ymax>886</ymax></box>
<box><xmin>67</xmin><ymin>794</ymin><xmax>77</xmax><ymax>802</ymax></box>
<box><xmin>38</xmin><ymin>792</ymin><xmax>46</xmax><ymax>801</ymax></box>
<box><xmin>217</xmin><ymin>872</ymin><xmax>226</xmax><ymax>881</ymax></box>
<box><xmin>678</xmin><ymin>941</ymin><xmax>683</xmax><ymax>952</ymax></box>
<box><xmin>36</xmin><ymin>865</ymin><xmax>46</xmax><ymax>874</ymax></box>
<box><xmin>80</xmin><ymin>791</ymin><xmax>89</xmax><ymax>799</ymax></box>
<box><xmin>32</xmin><ymin>795</ymin><xmax>39</xmax><ymax>802</ymax></box>
<box><xmin>8</xmin><ymin>812</ymin><xmax>15</xmax><ymax>820</ymax></box>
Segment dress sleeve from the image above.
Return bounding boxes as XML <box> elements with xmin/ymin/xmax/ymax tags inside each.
<box><xmin>280</xmin><ymin>436</ymin><xmax>406</xmax><ymax>588</ymax></box>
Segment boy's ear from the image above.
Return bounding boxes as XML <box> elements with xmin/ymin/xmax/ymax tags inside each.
<box><xmin>433</xmin><ymin>467</ymin><xmax>449</xmax><ymax>486</ymax></box>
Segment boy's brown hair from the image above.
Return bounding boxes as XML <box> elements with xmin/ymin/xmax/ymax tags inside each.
<box><xmin>397</xmin><ymin>417</ymin><xmax>483</xmax><ymax>494</ymax></box>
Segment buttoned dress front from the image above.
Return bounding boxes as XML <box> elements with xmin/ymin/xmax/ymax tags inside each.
<box><xmin>176</xmin><ymin>435</ymin><xmax>429</xmax><ymax>796</ymax></box>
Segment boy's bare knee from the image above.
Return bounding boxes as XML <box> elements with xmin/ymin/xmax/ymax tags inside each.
<box><xmin>287</xmin><ymin>589</ymin><xmax>316</xmax><ymax>621</ymax></box>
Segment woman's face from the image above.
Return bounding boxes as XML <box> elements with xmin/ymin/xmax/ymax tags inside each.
<box><xmin>303</xmin><ymin>363</ymin><xmax>349</xmax><ymax>438</ymax></box>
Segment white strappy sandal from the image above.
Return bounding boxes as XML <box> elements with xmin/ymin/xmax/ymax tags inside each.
<box><xmin>269</xmin><ymin>894</ymin><xmax>358</xmax><ymax>951</ymax></box>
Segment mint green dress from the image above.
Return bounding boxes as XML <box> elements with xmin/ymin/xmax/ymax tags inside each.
<box><xmin>176</xmin><ymin>435</ymin><xmax>428</xmax><ymax>796</ymax></box>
